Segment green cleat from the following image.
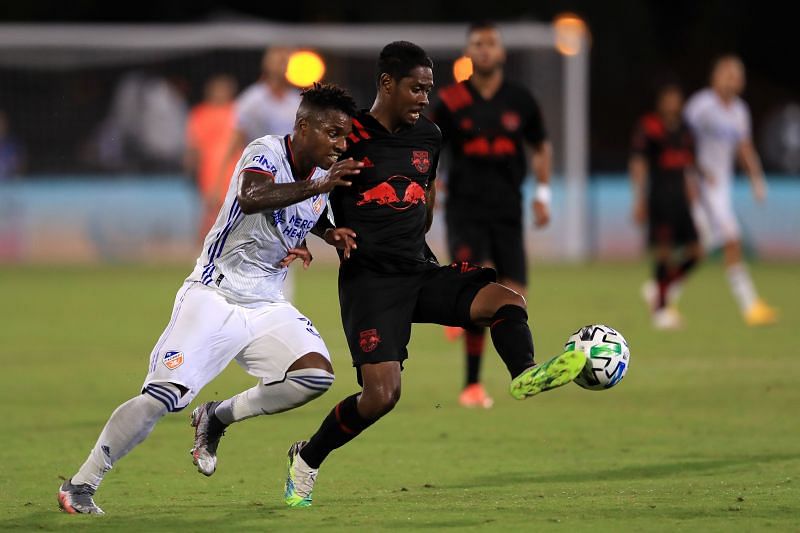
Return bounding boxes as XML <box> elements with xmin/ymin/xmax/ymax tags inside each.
<box><xmin>284</xmin><ymin>441</ymin><xmax>316</xmax><ymax>508</ymax></box>
<box><xmin>509</xmin><ymin>350</ymin><xmax>586</xmax><ymax>400</ymax></box>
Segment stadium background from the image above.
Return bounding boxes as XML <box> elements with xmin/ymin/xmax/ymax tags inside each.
<box><xmin>1</xmin><ymin>2</ymin><xmax>798</xmax><ymax>531</ymax></box>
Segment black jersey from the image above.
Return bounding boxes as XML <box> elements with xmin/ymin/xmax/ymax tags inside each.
<box><xmin>329</xmin><ymin>111</ymin><xmax>442</xmax><ymax>274</ymax></box>
<box><xmin>430</xmin><ymin>80</ymin><xmax>547</xmax><ymax>218</ymax></box>
<box><xmin>630</xmin><ymin>113</ymin><xmax>695</xmax><ymax>205</ymax></box>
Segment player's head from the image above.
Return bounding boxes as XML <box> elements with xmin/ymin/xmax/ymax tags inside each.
<box><xmin>711</xmin><ymin>55</ymin><xmax>745</xmax><ymax>100</ymax></box>
<box><xmin>465</xmin><ymin>21</ymin><xmax>506</xmax><ymax>76</ymax></box>
<box><xmin>204</xmin><ymin>74</ymin><xmax>237</xmax><ymax>106</ymax></box>
<box><xmin>375</xmin><ymin>41</ymin><xmax>434</xmax><ymax>126</ymax></box>
<box><xmin>261</xmin><ymin>47</ymin><xmax>294</xmax><ymax>83</ymax></box>
<box><xmin>655</xmin><ymin>83</ymin><xmax>684</xmax><ymax>120</ymax></box>
<box><xmin>293</xmin><ymin>83</ymin><xmax>357</xmax><ymax>170</ymax></box>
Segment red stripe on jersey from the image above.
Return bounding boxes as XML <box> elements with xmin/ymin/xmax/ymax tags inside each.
<box><xmin>439</xmin><ymin>82</ymin><xmax>473</xmax><ymax>113</ymax></box>
<box><xmin>351</xmin><ymin>118</ymin><xmax>371</xmax><ymax>140</ymax></box>
<box><xmin>240</xmin><ymin>168</ymin><xmax>275</xmax><ymax>180</ymax></box>
<box><xmin>642</xmin><ymin>113</ymin><xmax>665</xmax><ymax>139</ymax></box>
<box><xmin>659</xmin><ymin>148</ymin><xmax>694</xmax><ymax>169</ymax></box>
<box><xmin>348</xmin><ymin>132</ymin><xmax>360</xmax><ymax>143</ymax></box>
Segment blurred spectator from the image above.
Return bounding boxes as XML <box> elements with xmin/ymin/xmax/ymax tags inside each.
<box><xmin>93</xmin><ymin>72</ymin><xmax>189</xmax><ymax>173</ymax></box>
<box><xmin>0</xmin><ymin>111</ymin><xmax>25</xmax><ymax>180</ymax></box>
<box><xmin>185</xmin><ymin>74</ymin><xmax>238</xmax><ymax>240</ymax></box>
<box><xmin>759</xmin><ymin>103</ymin><xmax>800</xmax><ymax>173</ymax></box>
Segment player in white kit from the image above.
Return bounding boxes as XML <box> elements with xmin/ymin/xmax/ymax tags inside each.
<box><xmin>57</xmin><ymin>84</ymin><xmax>364</xmax><ymax>515</ymax></box>
<box><xmin>684</xmin><ymin>55</ymin><xmax>778</xmax><ymax>326</ymax></box>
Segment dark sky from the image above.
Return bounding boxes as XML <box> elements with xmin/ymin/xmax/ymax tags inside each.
<box><xmin>3</xmin><ymin>0</ymin><xmax>797</xmax><ymax>171</ymax></box>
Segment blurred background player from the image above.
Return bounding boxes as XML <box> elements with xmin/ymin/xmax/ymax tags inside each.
<box><xmin>0</xmin><ymin>110</ymin><xmax>24</xmax><ymax>180</ymax></box>
<box><xmin>684</xmin><ymin>55</ymin><xmax>778</xmax><ymax>326</ymax></box>
<box><xmin>630</xmin><ymin>83</ymin><xmax>701</xmax><ymax>329</ymax></box>
<box><xmin>430</xmin><ymin>21</ymin><xmax>552</xmax><ymax>408</ymax></box>
<box><xmin>185</xmin><ymin>74</ymin><xmax>238</xmax><ymax>241</ymax></box>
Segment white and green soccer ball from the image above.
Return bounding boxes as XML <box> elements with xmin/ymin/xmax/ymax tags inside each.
<box><xmin>564</xmin><ymin>324</ymin><xmax>630</xmax><ymax>390</ymax></box>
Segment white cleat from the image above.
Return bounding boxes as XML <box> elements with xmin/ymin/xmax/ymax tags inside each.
<box><xmin>652</xmin><ymin>307</ymin><xmax>684</xmax><ymax>330</ymax></box>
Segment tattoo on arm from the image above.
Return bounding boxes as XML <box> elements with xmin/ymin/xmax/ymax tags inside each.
<box><xmin>237</xmin><ymin>170</ymin><xmax>321</xmax><ymax>214</ymax></box>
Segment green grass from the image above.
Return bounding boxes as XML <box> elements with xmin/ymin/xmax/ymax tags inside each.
<box><xmin>1</xmin><ymin>262</ymin><xmax>798</xmax><ymax>531</ymax></box>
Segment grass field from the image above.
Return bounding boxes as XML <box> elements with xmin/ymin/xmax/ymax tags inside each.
<box><xmin>1</xmin><ymin>261</ymin><xmax>798</xmax><ymax>531</ymax></box>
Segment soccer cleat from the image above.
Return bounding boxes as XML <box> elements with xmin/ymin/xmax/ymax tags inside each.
<box><xmin>458</xmin><ymin>383</ymin><xmax>494</xmax><ymax>408</ymax></box>
<box><xmin>284</xmin><ymin>441</ymin><xmax>317</xmax><ymax>508</ymax></box>
<box><xmin>509</xmin><ymin>350</ymin><xmax>586</xmax><ymax>400</ymax></box>
<box><xmin>57</xmin><ymin>479</ymin><xmax>104</xmax><ymax>515</ymax></box>
<box><xmin>744</xmin><ymin>299</ymin><xmax>778</xmax><ymax>326</ymax></box>
<box><xmin>190</xmin><ymin>401</ymin><xmax>226</xmax><ymax>476</ymax></box>
<box><xmin>652</xmin><ymin>307</ymin><xmax>684</xmax><ymax>330</ymax></box>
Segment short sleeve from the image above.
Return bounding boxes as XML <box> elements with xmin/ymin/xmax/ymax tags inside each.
<box><xmin>522</xmin><ymin>90</ymin><xmax>547</xmax><ymax>146</ymax></box>
<box><xmin>683</xmin><ymin>92</ymin><xmax>703</xmax><ymax>131</ymax></box>
<box><xmin>239</xmin><ymin>141</ymin><xmax>281</xmax><ymax>178</ymax></box>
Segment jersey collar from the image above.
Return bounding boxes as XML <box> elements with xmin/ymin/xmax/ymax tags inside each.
<box><xmin>284</xmin><ymin>134</ymin><xmax>315</xmax><ymax>181</ymax></box>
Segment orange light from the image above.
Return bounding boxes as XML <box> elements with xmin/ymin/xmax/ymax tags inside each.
<box><xmin>453</xmin><ymin>56</ymin><xmax>473</xmax><ymax>83</ymax></box>
<box><xmin>553</xmin><ymin>13</ymin><xmax>588</xmax><ymax>56</ymax></box>
<box><xmin>286</xmin><ymin>50</ymin><xmax>326</xmax><ymax>87</ymax></box>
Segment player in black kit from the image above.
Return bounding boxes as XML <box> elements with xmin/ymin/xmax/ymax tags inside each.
<box><xmin>283</xmin><ymin>41</ymin><xmax>585</xmax><ymax>508</ymax></box>
<box><xmin>630</xmin><ymin>83</ymin><xmax>701</xmax><ymax>330</ymax></box>
<box><xmin>430</xmin><ymin>21</ymin><xmax>553</xmax><ymax>408</ymax></box>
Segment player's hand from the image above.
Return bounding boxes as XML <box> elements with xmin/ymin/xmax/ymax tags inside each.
<box><xmin>280</xmin><ymin>246</ymin><xmax>313</xmax><ymax>269</ymax></box>
<box><xmin>633</xmin><ymin>199</ymin><xmax>647</xmax><ymax>225</ymax></box>
<box><xmin>752</xmin><ymin>176</ymin><xmax>767</xmax><ymax>203</ymax></box>
<box><xmin>324</xmin><ymin>227</ymin><xmax>358</xmax><ymax>259</ymax></box>
<box><xmin>532</xmin><ymin>199</ymin><xmax>550</xmax><ymax>228</ymax></box>
<box><xmin>316</xmin><ymin>158</ymin><xmax>364</xmax><ymax>193</ymax></box>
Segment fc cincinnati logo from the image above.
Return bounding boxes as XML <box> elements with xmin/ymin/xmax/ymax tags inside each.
<box><xmin>411</xmin><ymin>150</ymin><xmax>430</xmax><ymax>173</ymax></box>
<box><xmin>359</xmin><ymin>329</ymin><xmax>381</xmax><ymax>353</ymax></box>
<box><xmin>163</xmin><ymin>351</ymin><xmax>184</xmax><ymax>370</ymax></box>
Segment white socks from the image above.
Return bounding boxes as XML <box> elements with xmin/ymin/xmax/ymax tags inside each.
<box><xmin>214</xmin><ymin>368</ymin><xmax>334</xmax><ymax>424</ymax></box>
<box><xmin>71</xmin><ymin>393</ymin><xmax>168</xmax><ymax>489</ymax></box>
<box><xmin>726</xmin><ymin>262</ymin><xmax>758</xmax><ymax>312</ymax></box>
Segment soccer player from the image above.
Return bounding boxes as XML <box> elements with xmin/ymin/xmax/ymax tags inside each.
<box><xmin>430</xmin><ymin>21</ymin><xmax>553</xmax><ymax>408</ymax></box>
<box><xmin>630</xmin><ymin>83</ymin><xmax>702</xmax><ymax>329</ymax></box>
<box><xmin>57</xmin><ymin>84</ymin><xmax>363</xmax><ymax>515</ymax></box>
<box><xmin>684</xmin><ymin>55</ymin><xmax>778</xmax><ymax>326</ymax></box>
<box><xmin>283</xmin><ymin>41</ymin><xmax>585</xmax><ymax>508</ymax></box>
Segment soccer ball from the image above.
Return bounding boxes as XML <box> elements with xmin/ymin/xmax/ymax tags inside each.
<box><xmin>564</xmin><ymin>324</ymin><xmax>630</xmax><ymax>391</ymax></box>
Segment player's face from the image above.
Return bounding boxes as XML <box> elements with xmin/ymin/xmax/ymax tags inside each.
<box><xmin>466</xmin><ymin>28</ymin><xmax>506</xmax><ymax>76</ymax></box>
<box><xmin>300</xmin><ymin>109</ymin><xmax>352</xmax><ymax>170</ymax></box>
<box><xmin>657</xmin><ymin>88</ymin><xmax>683</xmax><ymax>119</ymax></box>
<box><xmin>712</xmin><ymin>59</ymin><xmax>746</xmax><ymax>98</ymax></box>
<box><xmin>389</xmin><ymin>66</ymin><xmax>434</xmax><ymax>126</ymax></box>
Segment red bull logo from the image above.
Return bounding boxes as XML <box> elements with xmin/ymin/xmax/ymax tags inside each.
<box><xmin>359</xmin><ymin>329</ymin><xmax>381</xmax><ymax>353</ymax></box>
<box><xmin>356</xmin><ymin>176</ymin><xmax>427</xmax><ymax>211</ymax></box>
<box><xmin>412</xmin><ymin>150</ymin><xmax>430</xmax><ymax>173</ymax></box>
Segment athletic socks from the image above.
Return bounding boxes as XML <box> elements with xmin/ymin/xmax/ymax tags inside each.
<box><xmin>726</xmin><ymin>262</ymin><xmax>758</xmax><ymax>312</ymax></box>
<box><xmin>464</xmin><ymin>327</ymin><xmax>486</xmax><ymax>386</ymax></box>
<box><xmin>488</xmin><ymin>304</ymin><xmax>535</xmax><ymax>379</ymax></box>
<box><xmin>299</xmin><ymin>393</ymin><xmax>375</xmax><ymax>469</ymax></box>
<box><xmin>71</xmin><ymin>393</ymin><xmax>167</xmax><ymax>489</ymax></box>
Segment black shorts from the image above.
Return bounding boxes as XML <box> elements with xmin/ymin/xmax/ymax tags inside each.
<box><xmin>338</xmin><ymin>260</ymin><xmax>496</xmax><ymax>374</ymax></box>
<box><xmin>446</xmin><ymin>208</ymin><xmax>526</xmax><ymax>285</ymax></box>
<box><xmin>648</xmin><ymin>201</ymin><xmax>698</xmax><ymax>246</ymax></box>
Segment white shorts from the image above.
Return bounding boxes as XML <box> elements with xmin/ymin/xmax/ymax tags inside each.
<box><xmin>694</xmin><ymin>181</ymin><xmax>740</xmax><ymax>248</ymax></box>
<box><xmin>141</xmin><ymin>281</ymin><xmax>330</xmax><ymax>412</ymax></box>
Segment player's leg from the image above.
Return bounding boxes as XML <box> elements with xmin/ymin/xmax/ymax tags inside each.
<box><xmin>191</xmin><ymin>304</ymin><xmax>335</xmax><ymax>476</ymax></box>
<box><xmin>708</xmin><ymin>190</ymin><xmax>778</xmax><ymax>324</ymax></box>
<box><xmin>59</xmin><ymin>282</ymin><xmax>248</xmax><ymax>514</ymax></box>
<box><xmin>447</xmin><ymin>212</ymin><xmax>493</xmax><ymax>407</ymax></box>
<box><xmin>286</xmin><ymin>266</ymin><xmax>416</xmax><ymax>507</ymax></box>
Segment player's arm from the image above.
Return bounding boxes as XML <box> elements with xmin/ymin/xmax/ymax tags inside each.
<box><xmin>424</xmin><ymin>179</ymin><xmax>436</xmax><ymax>233</ymax></box>
<box><xmin>237</xmin><ymin>159</ymin><xmax>363</xmax><ymax>214</ymax></box>
<box><xmin>528</xmin><ymin>139</ymin><xmax>553</xmax><ymax>228</ymax></box>
<box><xmin>628</xmin><ymin>154</ymin><xmax>649</xmax><ymax>225</ymax></box>
<box><xmin>737</xmin><ymin>138</ymin><xmax>767</xmax><ymax>203</ymax></box>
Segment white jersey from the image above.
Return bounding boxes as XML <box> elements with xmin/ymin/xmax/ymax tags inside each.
<box><xmin>684</xmin><ymin>88</ymin><xmax>751</xmax><ymax>185</ymax></box>
<box><xmin>235</xmin><ymin>83</ymin><xmax>302</xmax><ymax>143</ymax></box>
<box><xmin>187</xmin><ymin>134</ymin><xmax>328</xmax><ymax>306</ymax></box>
